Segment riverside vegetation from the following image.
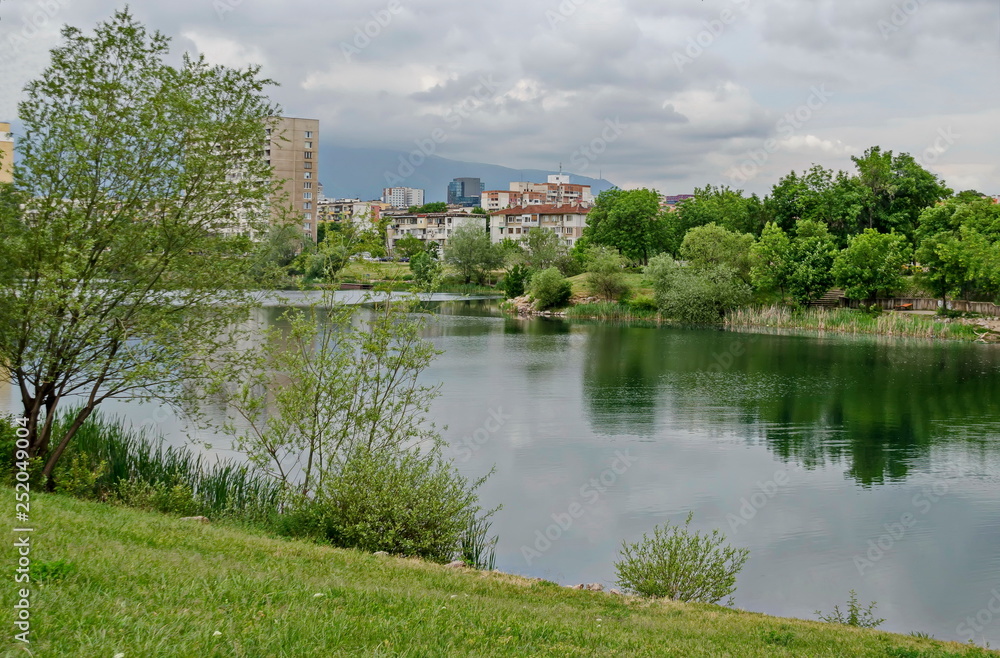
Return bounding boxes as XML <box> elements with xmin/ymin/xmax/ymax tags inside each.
<box><xmin>7</xmin><ymin>490</ymin><xmax>999</xmax><ymax>657</ymax></box>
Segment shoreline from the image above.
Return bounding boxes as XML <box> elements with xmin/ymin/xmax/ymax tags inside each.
<box><xmin>501</xmin><ymin>299</ymin><xmax>999</xmax><ymax>343</ymax></box>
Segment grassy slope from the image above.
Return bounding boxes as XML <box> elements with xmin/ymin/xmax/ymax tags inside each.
<box><xmin>6</xmin><ymin>492</ymin><xmax>996</xmax><ymax>657</ymax></box>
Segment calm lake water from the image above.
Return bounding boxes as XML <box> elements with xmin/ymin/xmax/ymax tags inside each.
<box><xmin>8</xmin><ymin>295</ymin><xmax>1000</xmax><ymax>645</ymax></box>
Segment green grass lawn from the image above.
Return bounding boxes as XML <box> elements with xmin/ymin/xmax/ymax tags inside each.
<box><xmin>6</xmin><ymin>491</ymin><xmax>996</xmax><ymax>657</ymax></box>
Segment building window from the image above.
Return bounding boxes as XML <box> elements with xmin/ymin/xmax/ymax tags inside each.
<box><xmin>303</xmin><ymin>202</ymin><xmax>312</xmax><ymax>210</ymax></box>
<box><xmin>303</xmin><ymin>192</ymin><xmax>312</xmax><ymax>200</ymax></box>
<box><xmin>304</xmin><ymin>151</ymin><xmax>313</xmax><ymax>159</ymax></box>
<box><xmin>304</xmin><ymin>213</ymin><xmax>312</xmax><ymax>220</ymax></box>
<box><xmin>304</xmin><ymin>131</ymin><xmax>313</xmax><ymax>138</ymax></box>
<box><xmin>304</xmin><ymin>162</ymin><xmax>312</xmax><ymax>169</ymax></box>
<box><xmin>304</xmin><ymin>172</ymin><xmax>312</xmax><ymax>179</ymax></box>
<box><xmin>304</xmin><ymin>141</ymin><xmax>313</xmax><ymax>149</ymax></box>
<box><xmin>303</xmin><ymin>182</ymin><xmax>312</xmax><ymax>189</ymax></box>
<box><xmin>303</xmin><ymin>222</ymin><xmax>311</xmax><ymax>231</ymax></box>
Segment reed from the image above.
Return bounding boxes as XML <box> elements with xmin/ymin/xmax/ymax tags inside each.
<box><xmin>725</xmin><ymin>306</ymin><xmax>983</xmax><ymax>341</ymax></box>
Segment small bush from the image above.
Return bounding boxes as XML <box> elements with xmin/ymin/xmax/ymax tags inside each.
<box><xmin>409</xmin><ymin>251</ymin><xmax>442</xmax><ymax>286</ymax></box>
<box><xmin>53</xmin><ymin>454</ymin><xmax>107</xmax><ymax>500</ymax></box>
<box><xmin>529</xmin><ymin>267</ymin><xmax>572</xmax><ymax>310</ymax></box>
<box><xmin>815</xmin><ymin>590</ymin><xmax>885</xmax><ymax>628</ymax></box>
<box><xmin>585</xmin><ymin>247</ymin><xmax>631</xmax><ymax>302</ymax></box>
<box><xmin>284</xmin><ymin>447</ymin><xmax>494</xmax><ymax>564</ymax></box>
<box><xmin>629</xmin><ymin>295</ymin><xmax>658</xmax><ymax>312</ymax></box>
<box><xmin>113</xmin><ymin>477</ymin><xmax>201</xmax><ymax>516</ymax></box>
<box><xmin>498</xmin><ymin>263</ymin><xmax>532</xmax><ymax>299</ymax></box>
<box><xmin>645</xmin><ymin>256</ymin><xmax>751</xmax><ymax>324</ymax></box>
<box><xmin>614</xmin><ymin>511</ymin><xmax>749</xmax><ymax>604</ymax></box>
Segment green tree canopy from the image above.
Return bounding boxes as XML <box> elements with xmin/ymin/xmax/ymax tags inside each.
<box><xmin>408</xmin><ymin>202</ymin><xmax>448</xmax><ymax>213</ymax></box>
<box><xmin>444</xmin><ymin>222</ymin><xmax>500</xmax><ymax>284</ymax></box>
<box><xmin>749</xmin><ymin>222</ymin><xmax>793</xmax><ymax>299</ymax></box>
<box><xmin>583</xmin><ymin>188</ymin><xmax>670</xmax><ymax>264</ymax></box>
<box><xmin>786</xmin><ymin>220</ymin><xmax>839</xmax><ymax>305</ymax></box>
<box><xmin>0</xmin><ymin>10</ymin><xmax>279</xmax><ymax>481</ymax></box>
<box><xmin>679</xmin><ymin>223</ymin><xmax>754</xmax><ymax>282</ymax></box>
<box><xmin>832</xmin><ymin>229</ymin><xmax>911</xmax><ymax>301</ymax></box>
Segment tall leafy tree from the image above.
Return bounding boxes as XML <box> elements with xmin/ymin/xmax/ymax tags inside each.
<box><xmin>749</xmin><ymin>222</ymin><xmax>793</xmax><ymax>300</ymax></box>
<box><xmin>680</xmin><ymin>223</ymin><xmax>754</xmax><ymax>282</ymax></box>
<box><xmin>787</xmin><ymin>220</ymin><xmax>839</xmax><ymax>305</ymax></box>
<box><xmin>832</xmin><ymin>229</ymin><xmax>911</xmax><ymax>302</ymax></box>
<box><xmin>444</xmin><ymin>221</ymin><xmax>500</xmax><ymax>284</ymax></box>
<box><xmin>0</xmin><ymin>10</ymin><xmax>280</xmax><ymax>482</ymax></box>
<box><xmin>675</xmin><ymin>184</ymin><xmax>766</xmax><ymax>238</ymax></box>
<box><xmin>583</xmin><ymin>188</ymin><xmax>669</xmax><ymax>264</ymax></box>
<box><xmin>914</xmin><ymin>196</ymin><xmax>1000</xmax><ymax>301</ymax></box>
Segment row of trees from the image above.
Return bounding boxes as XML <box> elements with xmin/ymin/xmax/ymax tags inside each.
<box><xmin>577</xmin><ymin>159</ymin><xmax>999</xmax><ymax>305</ymax></box>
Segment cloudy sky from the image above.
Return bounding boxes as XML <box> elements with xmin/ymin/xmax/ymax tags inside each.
<box><xmin>1</xmin><ymin>0</ymin><xmax>998</xmax><ymax>195</ymax></box>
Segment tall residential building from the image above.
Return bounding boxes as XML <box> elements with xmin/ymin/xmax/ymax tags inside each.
<box><xmin>382</xmin><ymin>186</ymin><xmax>424</xmax><ymax>208</ymax></box>
<box><xmin>0</xmin><ymin>122</ymin><xmax>13</xmax><ymax>184</ymax></box>
<box><xmin>266</xmin><ymin>116</ymin><xmax>319</xmax><ymax>242</ymax></box>
<box><xmin>509</xmin><ymin>174</ymin><xmax>593</xmax><ymax>207</ymax></box>
<box><xmin>447</xmin><ymin>177</ymin><xmax>485</xmax><ymax>207</ymax></box>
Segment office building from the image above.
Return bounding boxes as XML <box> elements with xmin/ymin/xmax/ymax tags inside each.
<box><xmin>447</xmin><ymin>177</ymin><xmax>485</xmax><ymax>207</ymax></box>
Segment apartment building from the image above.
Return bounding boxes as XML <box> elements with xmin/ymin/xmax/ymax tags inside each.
<box><xmin>489</xmin><ymin>204</ymin><xmax>591</xmax><ymax>247</ymax></box>
<box><xmin>388</xmin><ymin>212</ymin><xmax>487</xmax><ymax>252</ymax></box>
<box><xmin>509</xmin><ymin>174</ymin><xmax>594</xmax><ymax>207</ymax></box>
<box><xmin>382</xmin><ymin>187</ymin><xmax>424</xmax><ymax>208</ymax></box>
<box><xmin>0</xmin><ymin>122</ymin><xmax>13</xmax><ymax>184</ymax></box>
<box><xmin>266</xmin><ymin>117</ymin><xmax>319</xmax><ymax>242</ymax></box>
<box><xmin>481</xmin><ymin>189</ymin><xmax>547</xmax><ymax>212</ymax></box>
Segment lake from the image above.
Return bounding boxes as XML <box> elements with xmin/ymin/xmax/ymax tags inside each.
<box><xmin>7</xmin><ymin>295</ymin><xmax>1000</xmax><ymax>645</ymax></box>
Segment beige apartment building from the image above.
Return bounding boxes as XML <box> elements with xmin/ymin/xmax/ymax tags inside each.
<box><xmin>267</xmin><ymin>117</ymin><xmax>319</xmax><ymax>242</ymax></box>
<box><xmin>0</xmin><ymin>122</ymin><xmax>13</xmax><ymax>184</ymax></box>
<box><xmin>489</xmin><ymin>204</ymin><xmax>591</xmax><ymax>247</ymax></box>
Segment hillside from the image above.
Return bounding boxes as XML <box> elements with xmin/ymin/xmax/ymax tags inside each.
<box><xmin>320</xmin><ymin>145</ymin><xmax>617</xmax><ymax>202</ymax></box>
<box><xmin>6</xmin><ymin>491</ymin><xmax>997</xmax><ymax>657</ymax></box>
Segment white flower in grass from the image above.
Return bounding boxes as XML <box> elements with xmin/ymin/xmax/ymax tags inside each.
<box><xmin>314</xmin><ymin>593</ymin><xmax>325</xmax><ymax>598</ymax></box>
<box><xmin>114</xmin><ymin>653</ymin><xmax>125</xmax><ymax>658</ymax></box>
<box><xmin>213</xmin><ymin>631</ymin><xmax>223</xmax><ymax>636</ymax></box>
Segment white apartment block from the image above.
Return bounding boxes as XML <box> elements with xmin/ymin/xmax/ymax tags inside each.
<box><xmin>382</xmin><ymin>187</ymin><xmax>425</xmax><ymax>208</ymax></box>
<box><xmin>508</xmin><ymin>174</ymin><xmax>594</xmax><ymax>207</ymax></box>
<box><xmin>489</xmin><ymin>204</ymin><xmax>590</xmax><ymax>247</ymax></box>
<box><xmin>388</xmin><ymin>213</ymin><xmax>487</xmax><ymax>252</ymax></box>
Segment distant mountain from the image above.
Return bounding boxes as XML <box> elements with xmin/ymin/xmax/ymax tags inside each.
<box><xmin>319</xmin><ymin>145</ymin><xmax>617</xmax><ymax>202</ymax></box>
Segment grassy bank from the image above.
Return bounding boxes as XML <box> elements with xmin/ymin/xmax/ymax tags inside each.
<box><xmin>725</xmin><ymin>306</ymin><xmax>987</xmax><ymax>341</ymax></box>
<box><xmin>8</xmin><ymin>492</ymin><xmax>996</xmax><ymax>657</ymax></box>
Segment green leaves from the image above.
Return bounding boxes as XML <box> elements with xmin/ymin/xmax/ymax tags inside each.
<box><xmin>615</xmin><ymin>511</ymin><xmax>749</xmax><ymax>604</ymax></box>
<box><xmin>832</xmin><ymin>229</ymin><xmax>911</xmax><ymax>301</ymax></box>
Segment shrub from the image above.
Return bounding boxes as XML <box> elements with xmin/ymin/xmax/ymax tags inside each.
<box><xmin>53</xmin><ymin>454</ymin><xmax>107</xmax><ymax>500</ymax></box>
<box><xmin>585</xmin><ymin>247</ymin><xmax>631</xmax><ymax>302</ymax></box>
<box><xmin>614</xmin><ymin>511</ymin><xmax>749</xmax><ymax>604</ymax></box>
<box><xmin>646</xmin><ymin>259</ymin><xmax>751</xmax><ymax>324</ymax></box>
<box><xmin>113</xmin><ymin>477</ymin><xmax>201</xmax><ymax>516</ymax></box>
<box><xmin>283</xmin><ymin>447</ymin><xmax>494</xmax><ymax>564</ymax></box>
<box><xmin>409</xmin><ymin>250</ymin><xmax>442</xmax><ymax>286</ymax></box>
<box><xmin>498</xmin><ymin>263</ymin><xmax>532</xmax><ymax>299</ymax></box>
<box><xmin>628</xmin><ymin>295</ymin><xmax>658</xmax><ymax>312</ymax></box>
<box><xmin>529</xmin><ymin>267</ymin><xmax>572</xmax><ymax>310</ymax></box>
<box><xmin>815</xmin><ymin>590</ymin><xmax>885</xmax><ymax>628</ymax></box>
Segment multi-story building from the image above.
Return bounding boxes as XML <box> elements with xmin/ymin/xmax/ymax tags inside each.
<box><xmin>447</xmin><ymin>177</ymin><xmax>485</xmax><ymax>207</ymax></box>
<box><xmin>481</xmin><ymin>189</ymin><xmax>547</xmax><ymax>212</ymax></box>
<box><xmin>662</xmin><ymin>194</ymin><xmax>694</xmax><ymax>210</ymax></box>
<box><xmin>388</xmin><ymin>212</ymin><xmax>487</xmax><ymax>252</ymax></box>
<box><xmin>317</xmin><ymin>199</ymin><xmax>387</xmax><ymax>226</ymax></box>
<box><xmin>508</xmin><ymin>174</ymin><xmax>594</xmax><ymax>207</ymax></box>
<box><xmin>489</xmin><ymin>204</ymin><xmax>591</xmax><ymax>247</ymax></box>
<box><xmin>0</xmin><ymin>122</ymin><xmax>13</xmax><ymax>184</ymax></box>
<box><xmin>266</xmin><ymin>116</ymin><xmax>319</xmax><ymax>241</ymax></box>
<box><xmin>382</xmin><ymin>187</ymin><xmax>424</xmax><ymax>209</ymax></box>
